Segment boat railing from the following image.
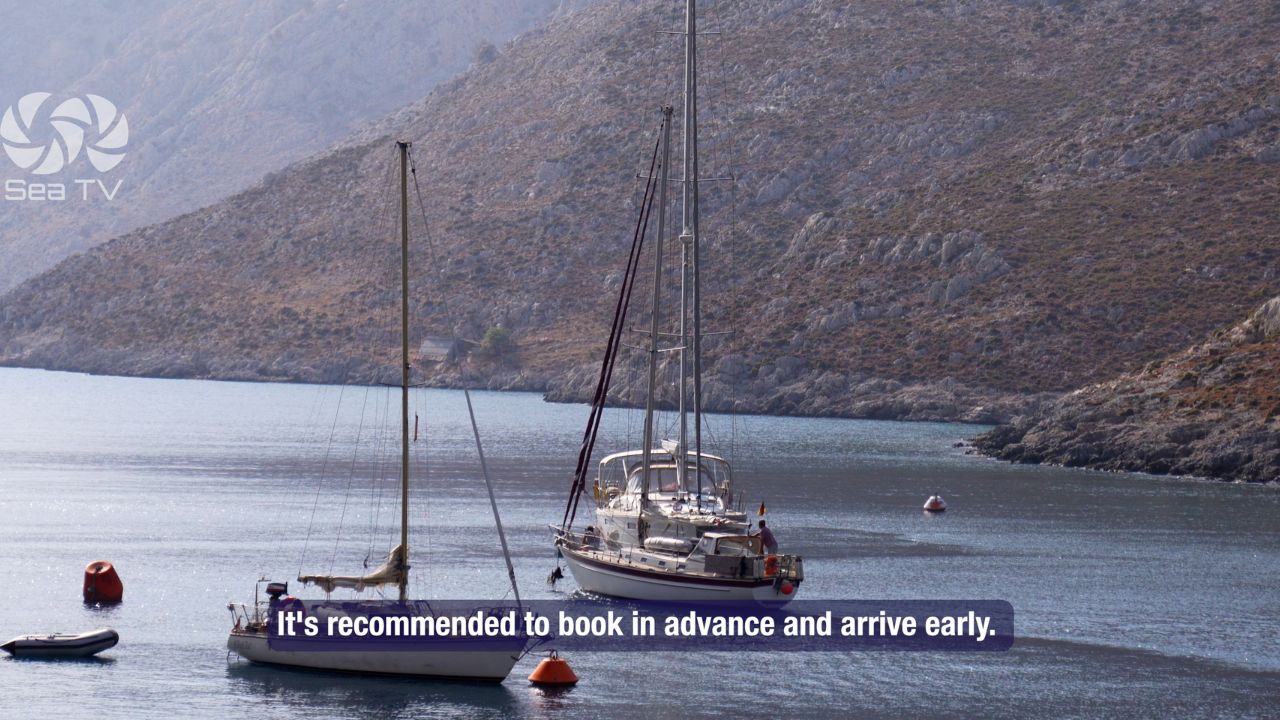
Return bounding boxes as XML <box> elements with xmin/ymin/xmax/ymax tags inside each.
<box><xmin>227</xmin><ymin>600</ymin><xmax>268</xmax><ymax>632</ymax></box>
<box><xmin>775</xmin><ymin>555</ymin><xmax>804</xmax><ymax>582</ymax></box>
<box><xmin>551</xmin><ymin>524</ymin><xmax>613</xmax><ymax>555</ymax></box>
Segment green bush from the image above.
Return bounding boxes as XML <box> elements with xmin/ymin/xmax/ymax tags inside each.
<box><xmin>477</xmin><ymin>326</ymin><xmax>515</xmax><ymax>360</ymax></box>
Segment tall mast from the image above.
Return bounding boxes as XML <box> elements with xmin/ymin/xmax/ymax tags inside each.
<box><xmin>676</xmin><ymin>212</ymin><xmax>689</xmax><ymax>494</ymax></box>
<box><xmin>681</xmin><ymin>0</ymin><xmax>704</xmax><ymax>506</ymax></box>
<box><xmin>640</xmin><ymin>106</ymin><xmax>673</xmax><ymax>536</ymax></box>
<box><xmin>397</xmin><ymin>140</ymin><xmax>411</xmax><ymax>603</ymax></box>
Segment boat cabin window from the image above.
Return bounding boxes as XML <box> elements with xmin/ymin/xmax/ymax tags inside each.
<box><xmin>695</xmin><ymin>534</ymin><xmax>762</xmax><ymax>557</ymax></box>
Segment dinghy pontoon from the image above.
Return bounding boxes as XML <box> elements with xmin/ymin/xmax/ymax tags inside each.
<box><xmin>1</xmin><ymin>627</ymin><xmax>119</xmax><ymax>658</ymax></box>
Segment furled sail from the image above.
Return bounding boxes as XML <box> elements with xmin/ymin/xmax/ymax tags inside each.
<box><xmin>297</xmin><ymin>544</ymin><xmax>407</xmax><ymax>594</ymax></box>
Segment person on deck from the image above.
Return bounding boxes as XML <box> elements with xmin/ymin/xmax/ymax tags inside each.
<box><xmin>756</xmin><ymin>520</ymin><xmax>778</xmax><ymax>554</ymax></box>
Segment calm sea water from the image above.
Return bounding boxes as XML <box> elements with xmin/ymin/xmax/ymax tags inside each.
<box><xmin>0</xmin><ymin>367</ymin><xmax>1276</xmax><ymax>719</ymax></box>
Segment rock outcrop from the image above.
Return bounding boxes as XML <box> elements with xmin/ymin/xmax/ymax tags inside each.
<box><xmin>974</xmin><ymin>297</ymin><xmax>1280</xmax><ymax>483</ymax></box>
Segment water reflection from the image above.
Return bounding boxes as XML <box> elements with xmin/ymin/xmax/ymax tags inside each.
<box><xmin>226</xmin><ymin>661</ymin><xmax>522</xmax><ymax>719</ymax></box>
<box><xmin>2</xmin><ymin>368</ymin><xmax>1277</xmax><ymax>719</ymax></box>
<box><xmin>3</xmin><ymin>656</ymin><xmax>117</xmax><ymax>666</ymax></box>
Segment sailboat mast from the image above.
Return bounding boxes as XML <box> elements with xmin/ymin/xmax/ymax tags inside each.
<box><xmin>677</xmin><ymin>225</ymin><xmax>689</xmax><ymax>495</ymax></box>
<box><xmin>640</xmin><ymin>106</ymin><xmax>674</xmax><ymax>532</ymax></box>
<box><xmin>397</xmin><ymin>140</ymin><xmax>411</xmax><ymax>603</ymax></box>
<box><xmin>682</xmin><ymin>0</ymin><xmax>704</xmax><ymax>506</ymax></box>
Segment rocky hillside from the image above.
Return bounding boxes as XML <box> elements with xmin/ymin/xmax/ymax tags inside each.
<box><xmin>1</xmin><ymin>0</ymin><xmax>1279</xmax><ymax>425</ymax></box>
<box><xmin>975</xmin><ymin>297</ymin><xmax>1280</xmax><ymax>483</ymax></box>
<box><xmin>0</xmin><ymin>0</ymin><xmax>574</xmax><ymax>293</ymax></box>
<box><xmin>0</xmin><ymin>1</ymin><xmax>168</xmax><ymax>108</ymax></box>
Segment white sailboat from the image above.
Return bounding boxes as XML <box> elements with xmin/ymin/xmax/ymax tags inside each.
<box><xmin>552</xmin><ymin>0</ymin><xmax>804</xmax><ymax>603</ymax></box>
<box><xmin>227</xmin><ymin>142</ymin><xmax>526</xmax><ymax>681</ymax></box>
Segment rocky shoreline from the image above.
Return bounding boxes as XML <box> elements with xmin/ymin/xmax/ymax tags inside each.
<box><xmin>7</xmin><ymin>292</ymin><xmax>1277</xmax><ymax>484</ymax></box>
<box><xmin>974</xmin><ymin>298</ymin><xmax>1280</xmax><ymax>484</ymax></box>
<box><xmin>0</xmin><ymin>347</ymin><xmax>1048</xmax><ymax>426</ymax></box>
<box><xmin>540</xmin><ymin>360</ymin><xmax>1051</xmax><ymax>424</ymax></box>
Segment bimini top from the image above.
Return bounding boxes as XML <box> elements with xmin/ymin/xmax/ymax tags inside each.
<box><xmin>600</xmin><ymin>448</ymin><xmax>734</xmax><ymax>509</ymax></box>
<box><xmin>598</xmin><ymin>448</ymin><xmax>730</xmax><ymax>467</ymax></box>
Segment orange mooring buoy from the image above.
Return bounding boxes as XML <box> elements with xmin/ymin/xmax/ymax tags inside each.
<box><xmin>528</xmin><ymin>650</ymin><xmax>578</xmax><ymax>685</ymax></box>
<box><xmin>83</xmin><ymin>560</ymin><xmax>124</xmax><ymax>604</ymax></box>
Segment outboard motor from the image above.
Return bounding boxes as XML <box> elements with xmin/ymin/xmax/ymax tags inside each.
<box><xmin>265</xmin><ymin>582</ymin><xmax>288</xmax><ymax>600</ymax></box>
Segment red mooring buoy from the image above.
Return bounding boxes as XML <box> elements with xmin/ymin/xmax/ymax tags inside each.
<box><xmin>83</xmin><ymin>560</ymin><xmax>124</xmax><ymax>604</ymax></box>
<box><xmin>528</xmin><ymin>651</ymin><xmax>578</xmax><ymax>685</ymax></box>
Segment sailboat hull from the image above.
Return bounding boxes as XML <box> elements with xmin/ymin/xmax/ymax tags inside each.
<box><xmin>227</xmin><ymin>631</ymin><xmax>522</xmax><ymax>681</ymax></box>
<box><xmin>559</xmin><ymin>545</ymin><xmax>797</xmax><ymax>603</ymax></box>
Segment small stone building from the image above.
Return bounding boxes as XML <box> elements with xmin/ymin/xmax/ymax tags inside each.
<box><xmin>417</xmin><ymin>336</ymin><xmax>463</xmax><ymax>364</ymax></box>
